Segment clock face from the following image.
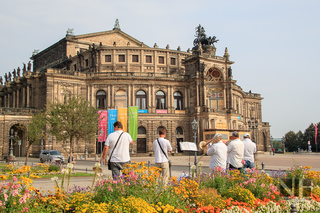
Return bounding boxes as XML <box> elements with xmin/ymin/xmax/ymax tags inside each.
<box><xmin>206</xmin><ymin>67</ymin><xmax>222</xmax><ymax>81</ymax></box>
<box><xmin>212</xmin><ymin>70</ymin><xmax>220</xmax><ymax>78</ymax></box>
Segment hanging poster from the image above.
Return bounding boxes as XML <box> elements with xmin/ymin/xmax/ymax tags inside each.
<box><xmin>129</xmin><ymin>106</ymin><xmax>139</xmax><ymax>141</ymax></box>
<box><xmin>118</xmin><ymin>108</ymin><xmax>128</xmax><ymax>132</ymax></box>
<box><xmin>98</xmin><ymin>110</ymin><xmax>108</xmax><ymax>142</ymax></box>
<box><xmin>108</xmin><ymin>109</ymin><xmax>118</xmax><ymax>134</ymax></box>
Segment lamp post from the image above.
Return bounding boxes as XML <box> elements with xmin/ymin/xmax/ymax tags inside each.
<box><xmin>191</xmin><ymin>118</ymin><xmax>198</xmax><ymax>168</ymax></box>
<box><xmin>248</xmin><ymin>117</ymin><xmax>258</xmax><ymax>143</ymax></box>
<box><xmin>8</xmin><ymin>128</ymin><xmax>18</xmax><ymax>158</ymax></box>
<box><xmin>283</xmin><ymin>139</ymin><xmax>286</xmax><ymax>153</ymax></box>
<box><xmin>270</xmin><ymin>135</ymin><xmax>273</xmax><ymax>148</ymax></box>
<box><xmin>40</xmin><ymin>130</ymin><xmax>44</xmax><ymax>152</ymax></box>
<box><xmin>175</xmin><ymin>131</ymin><xmax>180</xmax><ymax>154</ymax></box>
<box><xmin>99</xmin><ymin>129</ymin><xmax>103</xmax><ymax>155</ymax></box>
<box><xmin>85</xmin><ymin>141</ymin><xmax>88</xmax><ymax>160</ymax></box>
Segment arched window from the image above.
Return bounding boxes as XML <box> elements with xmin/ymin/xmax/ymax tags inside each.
<box><xmin>138</xmin><ymin>127</ymin><xmax>146</xmax><ymax>134</ymax></box>
<box><xmin>174</xmin><ymin>91</ymin><xmax>183</xmax><ymax>110</ymax></box>
<box><xmin>176</xmin><ymin>127</ymin><xmax>183</xmax><ymax>135</ymax></box>
<box><xmin>136</xmin><ymin>90</ymin><xmax>146</xmax><ymax>109</ymax></box>
<box><xmin>96</xmin><ymin>90</ymin><xmax>106</xmax><ymax>109</ymax></box>
<box><xmin>156</xmin><ymin>91</ymin><xmax>166</xmax><ymax>109</ymax></box>
<box><xmin>115</xmin><ymin>90</ymin><xmax>127</xmax><ymax>108</ymax></box>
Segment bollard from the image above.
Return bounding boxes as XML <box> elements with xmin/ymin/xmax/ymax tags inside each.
<box><xmin>261</xmin><ymin>162</ymin><xmax>265</xmax><ymax>170</ymax></box>
<box><xmin>290</xmin><ymin>204</ymin><xmax>297</xmax><ymax>213</ymax></box>
<box><xmin>169</xmin><ymin>160</ymin><xmax>172</xmax><ymax>177</ymax></box>
<box><xmin>95</xmin><ymin>155</ymin><xmax>98</xmax><ymax>161</ymax></box>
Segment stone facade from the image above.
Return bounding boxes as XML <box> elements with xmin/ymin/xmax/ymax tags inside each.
<box><xmin>0</xmin><ymin>23</ymin><xmax>270</xmax><ymax>158</ymax></box>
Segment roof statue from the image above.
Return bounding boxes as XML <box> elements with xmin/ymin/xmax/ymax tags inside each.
<box><xmin>66</xmin><ymin>28</ymin><xmax>74</xmax><ymax>36</ymax></box>
<box><xmin>193</xmin><ymin>24</ymin><xmax>219</xmax><ymax>47</ymax></box>
<box><xmin>113</xmin><ymin>19</ymin><xmax>121</xmax><ymax>30</ymax></box>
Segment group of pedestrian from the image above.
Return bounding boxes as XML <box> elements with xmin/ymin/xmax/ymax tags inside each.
<box><xmin>204</xmin><ymin>131</ymin><xmax>257</xmax><ymax>172</ymax></box>
<box><xmin>101</xmin><ymin>121</ymin><xmax>256</xmax><ymax>181</ymax></box>
<box><xmin>102</xmin><ymin>121</ymin><xmax>172</xmax><ymax>184</ymax></box>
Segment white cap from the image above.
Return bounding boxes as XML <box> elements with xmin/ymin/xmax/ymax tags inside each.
<box><xmin>244</xmin><ymin>133</ymin><xmax>250</xmax><ymax>138</ymax></box>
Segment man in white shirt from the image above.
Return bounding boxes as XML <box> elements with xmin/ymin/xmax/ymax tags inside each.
<box><xmin>205</xmin><ymin>133</ymin><xmax>228</xmax><ymax>170</ymax></box>
<box><xmin>153</xmin><ymin>128</ymin><xmax>172</xmax><ymax>185</ymax></box>
<box><xmin>227</xmin><ymin>131</ymin><xmax>244</xmax><ymax>170</ymax></box>
<box><xmin>242</xmin><ymin>133</ymin><xmax>256</xmax><ymax>169</ymax></box>
<box><xmin>102</xmin><ymin>121</ymin><xmax>133</xmax><ymax>178</ymax></box>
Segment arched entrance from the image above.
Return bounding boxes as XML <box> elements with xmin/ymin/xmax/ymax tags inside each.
<box><xmin>137</xmin><ymin>126</ymin><xmax>147</xmax><ymax>153</ymax></box>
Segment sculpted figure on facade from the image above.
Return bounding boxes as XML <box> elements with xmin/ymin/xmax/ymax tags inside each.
<box><xmin>27</xmin><ymin>61</ymin><xmax>32</xmax><ymax>71</ymax></box>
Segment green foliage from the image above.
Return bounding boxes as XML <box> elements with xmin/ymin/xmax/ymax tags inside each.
<box><xmin>24</xmin><ymin>111</ymin><xmax>47</xmax><ymax>146</ymax></box>
<box><xmin>48</xmin><ymin>165</ymin><xmax>60</xmax><ymax>172</ymax></box>
<box><xmin>46</xmin><ymin>94</ymin><xmax>100</xmax><ymax>155</ymax></box>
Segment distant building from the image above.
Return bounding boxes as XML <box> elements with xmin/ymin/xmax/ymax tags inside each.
<box><xmin>0</xmin><ymin>20</ymin><xmax>270</xmax><ymax>157</ymax></box>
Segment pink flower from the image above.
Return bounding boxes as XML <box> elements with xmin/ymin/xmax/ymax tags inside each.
<box><xmin>12</xmin><ymin>190</ymin><xmax>18</xmax><ymax>196</ymax></box>
<box><xmin>13</xmin><ymin>176</ymin><xmax>17</xmax><ymax>182</ymax></box>
<box><xmin>261</xmin><ymin>183</ymin><xmax>265</xmax><ymax>187</ymax></box>
<box><xmin>22</xmin><ymin>207</ymin><xmax>29</xmax><ymax>212</ymax></box>
<box><xmin>107</xmin><ymin>186</ymin><xmax>113</xmax><ymax>192</ymax></box>
<box><xmin>3</xmin><ymin>193</ymin><xmax>8</xmax><ymax>201</ymax></box>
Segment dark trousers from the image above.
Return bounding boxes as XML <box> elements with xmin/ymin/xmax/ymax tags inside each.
<box><xmin>110</xmin><ymin>161</ymin><xmax>130</xmax><ymax>179</ymax></box>
<box><xmin>229</xmin><ymin>164</ymin><xmax>242</xmax><ymax>171</ymax></box>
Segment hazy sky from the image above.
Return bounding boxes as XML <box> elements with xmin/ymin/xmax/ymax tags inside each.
<box><xmin>0</xmin><ymin>0</ymin><xmax>319</xmax><ymax>138</ymax></box>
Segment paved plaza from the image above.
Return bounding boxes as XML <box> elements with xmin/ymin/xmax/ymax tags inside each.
<box><xmin>10</xmin><ymin>153</ymin><xmax>320</xmax><ymax>193</ymax></box>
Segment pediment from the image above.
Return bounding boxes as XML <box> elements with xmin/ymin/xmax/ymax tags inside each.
<box><xmin>73</xmin><ymin>30</ymin><xmax>149</xmax><ymax>47</ymax></box>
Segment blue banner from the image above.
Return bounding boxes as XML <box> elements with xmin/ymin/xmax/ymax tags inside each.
<box><xmin>138</xmin><ymin>109</ymin><xmax>148</xmax><ymax>113</ymax></box>
<box><xmin>108</xmin><ymin>109</ymin><xmax>118</xmax><ymax>134</ymax></box>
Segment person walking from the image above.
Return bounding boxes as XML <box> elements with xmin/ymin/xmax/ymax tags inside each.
<box><xmin>204</xmin><ymin>133</ymin><xmax>228</xmax><ymax>170</ymax></box>
<box><xmin>227</xmin><ymin>131</ymin><xmax>244</xmax><ymax>171</ymax></box>
<box><xmin>242</xmin><ymin>133</ymin><xmax>256</xmax><ymax>169</ymax></box>
<box><xmin>102</xmin><ymin>121</ymin><xmax>133</xmax><ymax>178</ymax></box>
<box><xmin>153</xmin><ymin>128</ymin><xmax>172</xmax><ymax>185</ymax></box>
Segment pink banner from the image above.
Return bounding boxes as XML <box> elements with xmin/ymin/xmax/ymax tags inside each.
<box><xmin>98</xmin><ymin>110</ymin><xmax>108</xmax><ymax>142</ymax></box>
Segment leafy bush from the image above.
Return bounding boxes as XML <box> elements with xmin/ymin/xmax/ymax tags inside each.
<box><xmin>48</xmin><ymin>164</ymin><xmax>60</xmax><ymax>172</ymax></box>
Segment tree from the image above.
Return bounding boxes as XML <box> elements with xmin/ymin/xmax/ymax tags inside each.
<box><xmin>46</xmin><ymin>94</ymin><xmax>100</xmax><ymax>157</ymax></box>
<box><xmin>22</xmin><ymin>111</ymin><xmax>46</xmax><ymax>165</ymax></box>
<box><xmin>283</xmin><ymin>131</ymin><xmax>298</xmax><ymax>152</ymax></box>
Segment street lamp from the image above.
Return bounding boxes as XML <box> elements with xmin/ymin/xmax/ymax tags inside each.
<box><xmin>85</xmin><ymin>141</ymin><xmax>88</xmax><ymax>160</ymax></box>
<box><xmin>270</xmin><ymin>135</ymin><xmax>273</xmax><ymax>148</ymax></box>
<box><xmin>248</xmin><ymin>117</ymin><xmax>258</xmax><ymax>142</ymax></box>
<box><xmin>174</xmin><ymin>130</ymin><xmax>180</xmax><ymax>154</ymax></box>
<box><xmin>99</xmin><ymin>129</ymin><xmax>103</xmax><ymax>155</ymax></box>
<box><xmin>191</xmin><ymin>118</ymin><xmax>198</xmax><ymax>168</ymax></box>
<box><xmin>8</xmin><ymin>128</ymin><xmax>18</xmax><ymax>158</ymax></box>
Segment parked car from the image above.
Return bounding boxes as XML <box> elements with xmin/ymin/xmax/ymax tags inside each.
<box><xmin>40</xmin><ymin>150</ymin><xmax>65</xmax><ymax>163</ymax></box>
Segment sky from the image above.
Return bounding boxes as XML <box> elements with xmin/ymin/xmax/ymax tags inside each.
<box><xmin>0</xmin><ymin>0</ymin><xmax>319</xmax><ymax>139</ymax></box>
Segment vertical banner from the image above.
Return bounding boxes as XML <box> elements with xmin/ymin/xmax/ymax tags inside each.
<box><xmin>108</xmin><ymin>109</ymin><xmax>118</xmax><ymax>134</ymax></box>
<box><xmin>315</xmin><ymin>124</ymin><xmax>318</xmax><ymax>145</ymax></box>
<box><xmin>98</xmin><ymin>110</ymin><xmax>108</xmax><ymax>142</ymax></box>
<box><xmin>129</xmin><ymin>106</ymin><xmax>139</xmax><ymax>141</ymax></box>
<box><xmin>118</xmin><ymin>108</ymin><xmax>128</xmax><ymax>132</ymax></box>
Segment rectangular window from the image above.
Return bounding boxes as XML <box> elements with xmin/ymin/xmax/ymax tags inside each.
<box><xmin>132</xmin><ymin>55</ymin><xmax>139</xmax><ymax>62</ymax></box>
<box><xmin>105</xmin><ymin>55</ymin><xmax>111</xmax><ymax>62</ymax></box>
<box><xmin>159</xmin><ymin>56</ymin><xmax>164</xmax><ymax>64</ymax></box>
<box><xmin>119</xmin><ymin>55</ymin><xmax>125</xmax><ymax>62</ymax></box>
<box><xmin>85</xmin><ymin>59</ymin><xmax>89</xmax><ymax>67</ymax></box>
<box><xmin>170</xmin><ymin>58</ymin><xmax>176</xmax><ymax>65</ymax></box>
<box><xmin>146</xmin><ymin>56</ymin><xmax>152</xmax><ymax>63</ymax></box>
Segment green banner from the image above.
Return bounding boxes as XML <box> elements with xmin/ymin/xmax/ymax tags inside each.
<box><xmin>129</xmin><ymin>106</ymin><xmax>139</xmax><ymax>141</ymax></box>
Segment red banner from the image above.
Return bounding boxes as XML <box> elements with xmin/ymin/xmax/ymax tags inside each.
<box><xmin>98</xmin><ymin>110</ymin><xmax>108</xmax><ymax>142</ymax></box>
<box><xmin>315</xmin><ymin>124</ymin><xmax>318</xmax><ymax>145</ymax></box>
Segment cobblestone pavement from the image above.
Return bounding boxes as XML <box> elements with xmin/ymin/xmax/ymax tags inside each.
<box><xmin>11</xmin><ymin>153</ymin><xmax>320</xmax><ymax>193</ymax></box>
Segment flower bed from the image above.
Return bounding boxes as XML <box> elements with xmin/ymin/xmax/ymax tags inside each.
<box><xmin>0</xmin><ymin>162</ymin><xmax>320</xmax><ymax>212</ymax></box>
